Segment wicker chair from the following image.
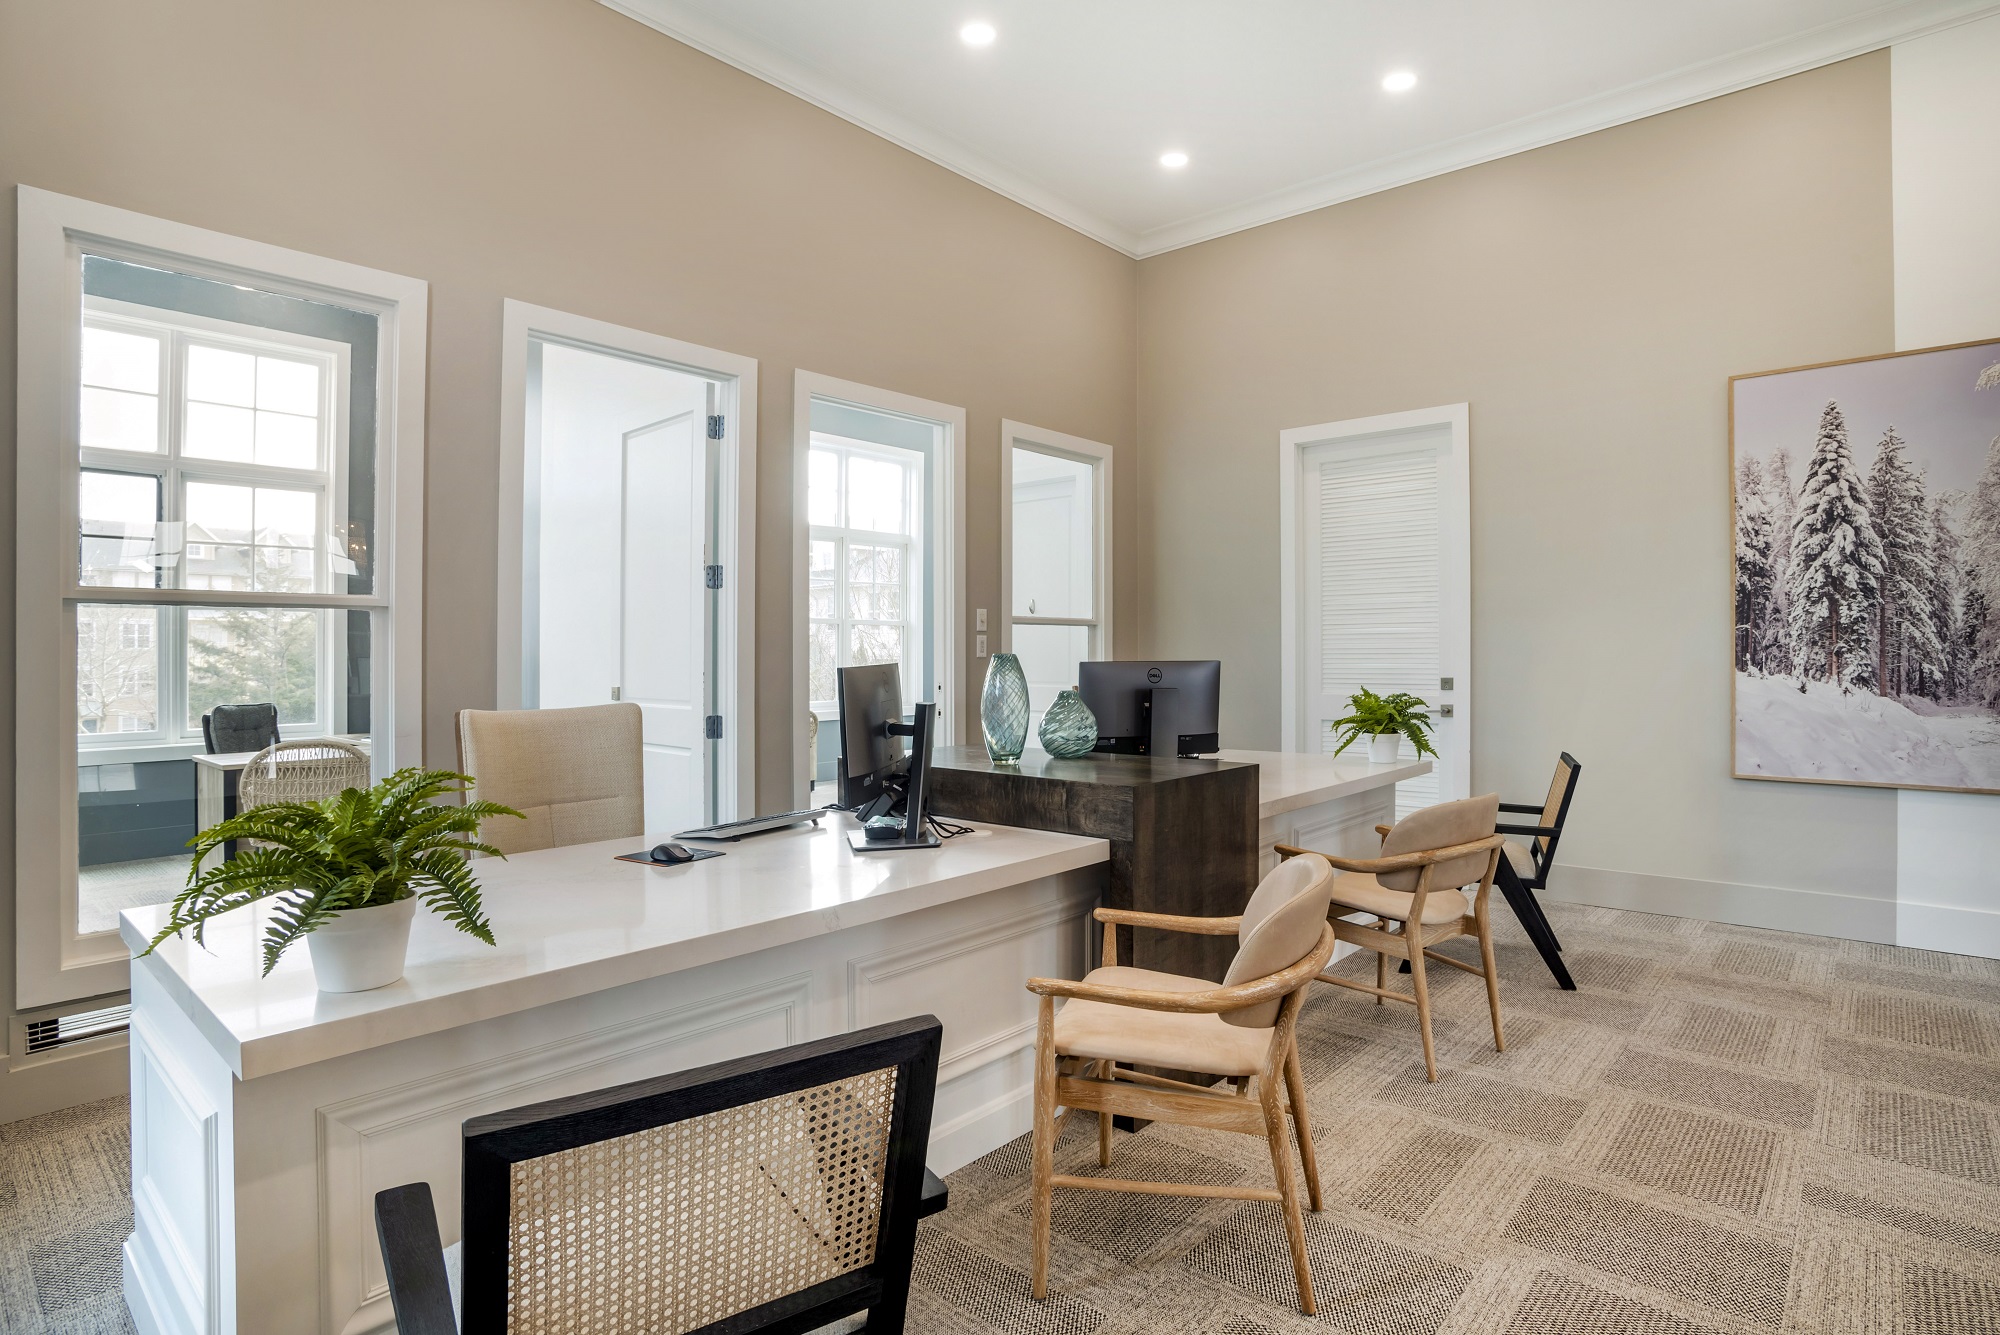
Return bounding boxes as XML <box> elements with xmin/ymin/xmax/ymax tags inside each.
<box><xmin>374</xmin><ymin>1017</ymin><xmax>949</xmax><ymax>1335</ymax></box>
<box><xmin>236</xmin><ymin>738</ymin><xmax>372</xmax><ymax>812</ymax></box>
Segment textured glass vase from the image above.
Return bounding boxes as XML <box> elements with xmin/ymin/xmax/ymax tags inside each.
<box><xmin>981</xmin><ymin>653</ymin><xmax>1030</xmax><ymax>763</ymax></box>
<box><xmin>1037</xmin><ymin>687</ymin><xmax>1098</xmax><ymax>759</ymax></box>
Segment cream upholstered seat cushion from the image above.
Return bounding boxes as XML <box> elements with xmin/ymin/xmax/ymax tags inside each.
<box><xmin>1053</xmin><ymin>967</ymin><xmax>1274</xmax><ymax>1078</ymax></box>
<box><xmin>456</xmin><ymin>703</ymin><xmax>644</xmax><ymax>855</ymax></box>
<box><xmin>1327</xmin><ymin>872</ymin><xmax>1470</xmax><ymax>925</ymax></box>
<box><xmin>1503</xmin><ymin>839</ymin><xmax>1537</xmax><ymax>880</ymax></box>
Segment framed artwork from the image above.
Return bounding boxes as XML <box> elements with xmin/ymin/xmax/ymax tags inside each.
<box><xmin>1731</xmin><ymin>336</ymin><xmax>2000</xmax><ymax>794</ymax></box>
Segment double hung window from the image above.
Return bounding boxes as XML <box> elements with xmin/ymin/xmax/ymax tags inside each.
<box><xmin>77</xmin><ymin>304</ymin><xmax>351</xmax><ymax>748</ymax></box>
<box><xmin>15</xmin><ymin>188</ymin><xmax>426</xmax><ymax>1007</ymax></box>
<box><xmin>1001</xmin><ymin>425</ymin><xmax>1113</xmax><ymax>740</ymax></box>
<box><xmin>806</xmin><ymin>435</ymin><xmax>925</xmax><ymax>716</ymax></box>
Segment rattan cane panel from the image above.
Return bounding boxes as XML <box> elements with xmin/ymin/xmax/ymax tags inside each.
<box><xmin>506</xmin><ymin>1068</ymin><xmax>897</xmax><ymax>1334</ymax></box>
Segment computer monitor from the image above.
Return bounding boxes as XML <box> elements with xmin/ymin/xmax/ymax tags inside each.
<box><xmin>1077</xmin><ymin>660</ymin><xmax>1222</xmax><ymax>758</ymax></box>
<box><xmin>835</xmin><ymin>662</ymin><xmax>939</xmax><ymax>850</ymax></box>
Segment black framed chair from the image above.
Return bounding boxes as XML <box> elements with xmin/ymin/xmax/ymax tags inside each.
<box><xmin>375</xmin><ymin>1017</ymin><xmax>950</xmax><ymax>1335</ymax></box>
<box><xmin>201</xmin><ymin>702</ymin><xmax>279</xmax><ymax>755</ymax></box>
<box><xmin>1493</xmin><ymin>753</ymin><xmax>1582</xmax><ymax>991</ymax></box>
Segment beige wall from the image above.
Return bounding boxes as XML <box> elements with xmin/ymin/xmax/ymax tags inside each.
<box><xmin>0</xmin><ymin>0</ymin><xmax>1134</xmax><ymax>1070</ymax></box>
<box><xmin>1134</xmin><ymin>56</ymin><xmax>1901</xmax><ymax>917</ymax></box>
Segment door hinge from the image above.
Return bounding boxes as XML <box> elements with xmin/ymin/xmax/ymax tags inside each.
<box><xmin>706</xmin><ymin>414</ymin><xmax>725</xmax><ymax>440</ymax></box>
<box><xmin>705</xmin><ymin>564</ymin><xmax>724</xmax><ymax>590</ymax></box>
<box><xmin>704</xmin><ymin>715</ymin><xmax>724</xmax><ymax>740</ymax></box>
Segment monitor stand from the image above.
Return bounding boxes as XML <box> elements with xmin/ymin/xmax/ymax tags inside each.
<box><xmin>849</xmin><ymin>701</ymin><xmax>942</xmax><ymax>851</ymax></box>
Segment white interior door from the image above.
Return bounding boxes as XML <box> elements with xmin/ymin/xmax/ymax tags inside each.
<box><xmin>621</xmin><ymin>409</ymin><xmax>710</xmax><ymax>834</ymax></box>
<box><xmin>1294</xmin><ymin>411</ymin><xmax>1469</xmax><ymax>817</ymax></box>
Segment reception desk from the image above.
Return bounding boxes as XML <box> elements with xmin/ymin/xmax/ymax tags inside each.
<box><xmin>120</xmin><ymin>750</ymin><xmax>1425</xmax><ymax>1335</ymax></box>
<box><xmin>119</xmin><ymin>818</ymin><xmax>1107</xmax><ymax>1335</ymax></box>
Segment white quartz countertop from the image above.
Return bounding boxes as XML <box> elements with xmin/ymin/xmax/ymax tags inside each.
<box><xmin>121</xmin><ymin>817</ymin><xmax>1108</xmax><ymax>1081</ymax></box>
<box><xmin>1213</xmin><ymin>750</ymin><xmax>1433</xmax><ymax>820</ymax></box>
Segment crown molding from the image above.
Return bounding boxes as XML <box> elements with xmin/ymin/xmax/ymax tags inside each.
<box><xmin>1131</xmin><ymin>0</ymin><xmax>2000</xmax><ymax>257</ymax></box>
<box><xmin>597</xmin><ymin>0</ymin><xmax>1145</xmax><ymax>256</ymax></box>
<box><xmin>599</xmin><ymin>0</ymin><xmax>2000</xmax><ymax>263</ymax></box>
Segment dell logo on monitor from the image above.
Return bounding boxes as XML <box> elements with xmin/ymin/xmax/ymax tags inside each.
<box><xmin>1146</xmin><ymin>667</ymin><xmax>1163</xmax><ymax>684</ymax></box>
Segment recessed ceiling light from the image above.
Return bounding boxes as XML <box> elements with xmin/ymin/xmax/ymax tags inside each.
<box><xmin>1159</xmin><ymin>151</ymin><xmax>1189</xmax><ymax>170</ymax></box>
<box><xmin>1381</xmin><ymin>70</ymin><xmax>1418</xmax><ymax>93</ymax></box>
<box><xmin>960</xmin><ymin>20</ymin><xmax>996</xmax><ymax>47</ymax></box>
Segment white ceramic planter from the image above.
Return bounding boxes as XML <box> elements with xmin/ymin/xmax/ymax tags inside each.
<box><xmin>1367</xmin><ymin>732</ymin><xmax>1402</xmax><ymax>764</ymax></box>
<box><xmin>306</xmin><ymin>895</ymin><xmax>417</xmax><ymax>992</ymax></box>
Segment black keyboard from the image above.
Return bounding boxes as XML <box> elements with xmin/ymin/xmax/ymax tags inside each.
<box><xmin>674</xmin><ymin>809</ymin><xmax>828</xmax><ymax>841</ymax></box>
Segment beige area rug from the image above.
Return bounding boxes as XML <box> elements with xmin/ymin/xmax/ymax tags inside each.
<box><xmin>4</xmin><ymin>905</ymin><xmax>1998</xmax><ymax>1334</ymax></box>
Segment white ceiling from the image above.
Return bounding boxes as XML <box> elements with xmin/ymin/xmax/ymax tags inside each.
<box><xmin>602</xmin><ymin>0</ymin><xmax>1999</xmax><ymax>257</ymax></box>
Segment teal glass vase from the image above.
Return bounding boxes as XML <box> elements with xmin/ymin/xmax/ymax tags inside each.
<box><xmin>1038</xmin><ymin>687</ymin><xmax>1098</xmax><ymax>759</ymax></box>
<box><xmin>981</xmin><ymin>653</ymin><xmax>1030</xmax><ymax>763</ymax></box>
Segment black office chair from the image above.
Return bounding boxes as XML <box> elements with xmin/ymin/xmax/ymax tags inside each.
<box><xmin>201</xmin><ymin>702</ymin><xmax>279</xmax><ymax>754</ymax></box>
<box><xmin>375</xmin><ymin>1017</ymin><xmax>950</xmax><ymax>1335</ymax></box>
<box><xmin>201</xmin><ymin>704</ymin><xmax>280</xmax><ymax>859</ymax></box>
<box><xmin>1493</xmin><ymin>752</ymin><xmax>1582</xmax><ymax>991</ymax></box>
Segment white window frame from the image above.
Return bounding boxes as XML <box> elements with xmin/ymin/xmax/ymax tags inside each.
<box><xmin>77</xmin><ymin>299</ymin><xmax>351</xmax><ymax>756</ymax></box>
<box><xmin>806</xmin><ymin>434</ymin><xmax>926</xmax><ymax>717</ymax></box>
<box><xmin>793</xmin><ymin>372</ymin><xmax>965</xmax><ymax>808</ymax></box>
<box><xmin>495</xmin><ymin>299</ymin><xmax>758</xmax><ymax>823</ymax></box>
<box><xmin>15</xmin><ymin>186</ymin><xmax>427</xmax><ymax>1009</ymax></box>
<box><xmin>998</xmin><ymin>421</ymin><xmax>1115</xmax><ymax>663</ymax></box>
<box><xmin>1277</xmin><ymin>404</ymin><xmax>1470</xmax><ymax>800</ymax></box>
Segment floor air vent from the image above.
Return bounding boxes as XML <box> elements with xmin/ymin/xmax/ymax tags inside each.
<box><xmin>24</xmin><ymin>1003</ymin><xmax>131</xmax><ymax>1055</ymax></box>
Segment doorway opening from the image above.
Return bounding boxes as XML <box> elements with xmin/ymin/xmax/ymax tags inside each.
<box><xmin>529</xmin><ymin>341</ymin><xmax>717</xmax><ymax>834</ymax></box>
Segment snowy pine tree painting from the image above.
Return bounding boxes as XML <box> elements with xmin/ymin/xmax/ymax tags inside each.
<box><xmin>1732</xmin><ymin>337</ymin><xmax>2000</xmax><ymax>792</ymax></box>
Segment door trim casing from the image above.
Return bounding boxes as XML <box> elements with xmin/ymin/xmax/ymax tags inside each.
<box><xmin>496</xmin><ymin>300</ymin><xmax>757</xmax><ymax>824</ymax></box>
<box><xmin>1277</xmin><ymin>403</ymin><xmax>1471</xmax><ymax>799</ymax></box>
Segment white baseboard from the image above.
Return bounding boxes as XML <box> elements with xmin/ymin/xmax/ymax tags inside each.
<box><xmin>1895</xmin><ymin>899</ymin><xmax>2000</xmax><ymax>960</ymax></box>
<box><xmin>1544</xmin><ymin>863</ymin><xmax>1900</xmax><ymax>947</ymax></box>
<box><xmin>0</xmin><ymin>1035</ymin><xmax>129</xmax><ymax>1125</ymax></box>
<box><xmin>927</xmin><ymin>1081</ymin><xmax>1033</xmax><ymax>1176</ymax></box>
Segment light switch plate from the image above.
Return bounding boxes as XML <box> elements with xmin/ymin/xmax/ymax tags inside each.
<box><xmin>976</xmin><ymin>634</ymin><xmax>988</xmax><ymax>658</ymax></box>
<box><xmin>976</xmin><ymin>608</ymin><xmax>987</xmax><ymax>631</ymax></box>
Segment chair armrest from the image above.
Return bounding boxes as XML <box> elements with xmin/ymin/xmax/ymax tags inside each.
<box><xmin>1028</xmin><ymin>925</ymin><xmax>1335</xmax><ymax>1013</ymax></box>
<box><xmin>375</xmin><ymin>1183</ymin><xmax>459</xmax><ymax>1335</ymax></box>
<box><xmin>1495</xmin><ymin>823</ymin><xmax>1557</xmax><ymax>838</ymax></box>
<box><xmin>1374</xmin><ymin>824</ymin><xmax>1393</xmax><ymax>838</ymax></box>
<box><xmin>1497</xmin><ymin>802</ymin><xmax>1544</xmax><ymax>813</ymax></box>
<box><xmin>918</xmin><ymin>1167</ymin><xmax>949</xmax><ymax>1219</ymax></box>
<box><xmin>1275</xmin><ymin>834</ymin><xmax>1503</xmax><ymax>876</ymax></box>
<box><xmin>1093</xmin><ymin>906</ymin><xmax>1242</xmax><ymax>935</ymax></box>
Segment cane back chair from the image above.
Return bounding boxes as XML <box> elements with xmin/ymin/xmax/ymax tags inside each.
<box><xmin>375</xmin><ymin>1017</ymin><xmax>950</xmax><ymax>1335</ymax></box>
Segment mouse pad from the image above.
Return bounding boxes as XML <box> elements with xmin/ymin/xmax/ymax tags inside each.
<box><xmin>616</xmin><ymin>848</ymin><xmax>727</xmax><ymax>867</ymax></box>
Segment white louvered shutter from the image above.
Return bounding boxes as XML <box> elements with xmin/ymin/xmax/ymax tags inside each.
<box><xmin>1304</xmin><ymin>441</ymin><xmax>1442</xmax><ymax>819</ymax></box>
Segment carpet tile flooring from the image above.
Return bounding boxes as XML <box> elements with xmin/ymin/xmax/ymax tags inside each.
<box><xmin>3</xmin><ymin>903</ymin><xmax>1999</xmax><ymax>1333</ymax></box>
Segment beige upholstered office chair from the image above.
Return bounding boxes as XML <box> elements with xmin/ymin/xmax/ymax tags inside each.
<box><xmin>454</xmin><ymin>704</ymin><xmax>644</xmax><ymax>855</ymax></box>
<box><xmin>1278</xmin><ymin>794</ymin><xmax>1504</xmax><ymax>1083</ymax></box>
<box><xmin>1025</xmin><ymin>854</ymin><xmax>1337</xmax><ymax>1315</ymax></box>
<box><xmin>237</xmin><ymin>738</ymin><xmax>371</xmax><ymax>811</ymax></box>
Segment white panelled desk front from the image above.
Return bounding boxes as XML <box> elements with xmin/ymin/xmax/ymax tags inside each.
<box><xmin>118</xmin><ymin>819</ymin><xmax>1107</xmax><ymax>1335</ymax></box>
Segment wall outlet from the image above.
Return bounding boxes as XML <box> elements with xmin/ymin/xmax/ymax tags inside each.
<box><xmin>976</xmin><ymin>634</ymin><xmax>988</xmax><ymax>658</ymax></box>
<box><xmin>976</xmin><ymin>608</ymin><xmax>987</xmax><ymax>631</ymax></box>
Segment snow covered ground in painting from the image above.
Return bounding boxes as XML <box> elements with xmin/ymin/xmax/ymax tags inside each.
<box><xmin>1736</xmin><ymin>673</ymin><xmax>2000</xmax><ymax>790</ymax></box>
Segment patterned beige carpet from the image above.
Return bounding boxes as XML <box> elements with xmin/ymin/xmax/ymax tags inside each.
<box><xmin>4</xmin><ymin>903</ymin><xmax>1998</xmax><ymax>1334</ymax></box>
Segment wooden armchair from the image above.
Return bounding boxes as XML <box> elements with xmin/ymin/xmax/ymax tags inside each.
<box><xmin>1491</xmin><ymin>753</ymin><xmax>1582</xmax><ymax>990</ymax></box>
<box><xmin>1026</xmin><ymin>854</ymin><xmax>1338</xmax><ymax>1314</ymax></box>
<box><xmin>1278</xmin><ymin>793</ymin><xmax>1505</xmax><ymax>1082</ymax></box>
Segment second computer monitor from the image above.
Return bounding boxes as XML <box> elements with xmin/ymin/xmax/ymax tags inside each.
<box><xmin>837</xmin><ymin>661</ymin><xmax>906</xmax><ymax>811</ymax></box>
<box><xmin>1077</xmin><ymin>660</ymin><xmax>1221</xmax><ymax>758</ymax></box>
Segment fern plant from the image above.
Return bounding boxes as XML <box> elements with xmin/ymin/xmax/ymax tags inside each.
<box><xmin>1328</xmin><ymin>687</ymin><xmax>1438</xmax><ymax>760</ymax></box>
<box><xmin>139</xmin><ymin>768</ymin><xmax>523</xmax><ymax>976</ymax></box>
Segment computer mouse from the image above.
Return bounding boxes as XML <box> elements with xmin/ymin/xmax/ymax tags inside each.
<box><xmin>649</xmin><ymin>843</ymin><xmax>696</xmax><ymax>865</ymax></box>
